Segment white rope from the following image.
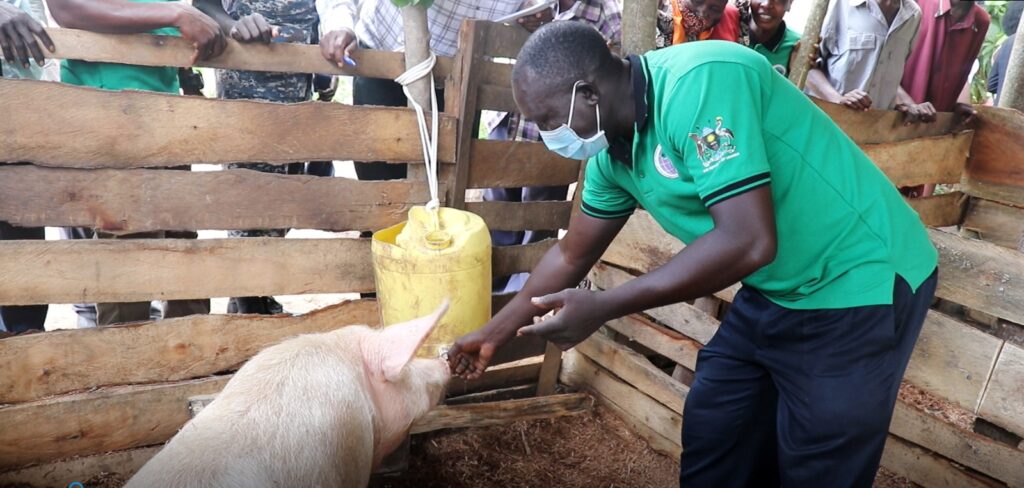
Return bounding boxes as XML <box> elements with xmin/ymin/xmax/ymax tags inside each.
<box><xmin>395</xmin><ymin>53</ymin><xmax>440</xmax><ymax>215</ymax></box>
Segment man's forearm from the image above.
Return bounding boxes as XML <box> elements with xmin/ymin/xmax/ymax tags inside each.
<box><xmin>600</xmin><ymin>225</ymin><xmax>770</xmax><ymax>319</ymax></box>
<box><xmin>193</xmin><ymin>0</ymin><xmax>235</xmax><ymax>32</ymax></box>
<box><xmin>486</xmin><ymin>241</ymin><xmax>602</xmax><ymax>340</ymax></box>
<box><xmin>48</xmin><ymin>0</ymin><xmax>183</xmax><ymax>33</ymax></box>
<box><xmin>804</xmin><ymin>67</ymin><xmax>842</xmax><ymax>103</ymax></box>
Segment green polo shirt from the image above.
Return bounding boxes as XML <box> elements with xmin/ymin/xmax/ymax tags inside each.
<box><xmin>60</xmin><ymin>0</ymin><xmax>180</xmax><ymax>93</ymax></box>
<box><xmin>581</xmin><ymin>41</ymin><xmax>937</xmax><ymax>310</ymax></box>
<box><xmin>751</xmin><ymin>23</ymin><xmax>801</xmax><ymax>77</ymax></box>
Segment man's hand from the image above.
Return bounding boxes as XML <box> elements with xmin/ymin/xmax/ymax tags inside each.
<box><xmin>839</xmin><ymin>89</ymin><xmax>872</xmax><ymax>111</ymax></box>
<box><xmin>787</xmin><ymin>40</ymin><xmax>819</xmax><ymax>76</ymax></box>
<box><xmin>230</xmin><ymin>13</ymin><xmax>276</xmax><ymax>43</ymax></box>
<box><xmin>320</xmin><ymin>28</ymin><xmax>356</xmax><ymax>67</ymax></box>
<box><xmin>517</xmin><ymin>289</ymin><xmax>610</xmax><ymax>351</ymax></box>
<box><xmin>448</xmin><ymin>326</ymin><xmax>515</xmax><ymax>380</ymax></box>
<box><xmin>953</xmin><ymin>102</ymin><xmax>976</xmax><ymax>125</ymax></box>
<box><xmin>0</xmin><ymin>2</ymin><xmax>54</xmax><ymax>68</ymax></box>
<box><xmin>895</xmin><ymin>101</ymin><xmax>937</xmax><ymax>125</ymax></box>
<box><xmin>172</xmin><ymin>4</ymin><xmax>226</xmax><ymax>64</ymax></box>
<box><xmin>517</xmin><ymin>8</ymin><xmax>554</xmax><ymax>33</ymax></box>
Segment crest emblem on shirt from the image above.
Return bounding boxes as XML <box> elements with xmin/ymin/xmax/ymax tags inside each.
<box><xmin>653</xmin><ymin>145</ymin><xmax>679</xmax><ymax>179</ymax></box>
<box><xmin>689</xmin><ymin>116</ymin><xmax>740</xmax><ymax>173</ymax></box>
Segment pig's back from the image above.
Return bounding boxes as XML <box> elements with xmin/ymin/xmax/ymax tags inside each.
<box><xmin>127</xmin><ymin>330</ymin><xmax>377</xmax><ymax>488</ymax></box>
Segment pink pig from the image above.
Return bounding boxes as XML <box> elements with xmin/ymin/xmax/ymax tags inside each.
<box><xmin>126</xmin><ymin>302</ymin><xmax>452</xmax><ymax>488</ymax></box>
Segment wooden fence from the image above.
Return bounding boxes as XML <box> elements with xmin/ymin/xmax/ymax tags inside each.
<box><xmin>0</xmin><ymin>21</ymin><xmax>587</xmax><ymax>484</ymax></box>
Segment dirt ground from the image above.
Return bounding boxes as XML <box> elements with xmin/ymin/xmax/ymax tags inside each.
<box><xmin>3</xmin><ymin>406</ymin><xmax>915</xmax><ymax>488</ymax></box>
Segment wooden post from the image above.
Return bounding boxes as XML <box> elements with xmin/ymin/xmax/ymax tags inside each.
<box><xmin>621</xmin><ymin>0</ymin><xmax>658</xmax><ymax>55</ymax></box>
<box><xmin>788</xmin><ymin>0</ymin><xmax>830</xmax><ymax>89</ymax></box>
<box><xmin>998</xmin><ymin>32</ymin><xmax>1024</xmax><ymax>111</ymax></box>
<box><xmin>400</xmin><ymin>5</ymin><xmax>434</xmax><ymax>109</ymax></box>
<box><xmin>401</xmin><ymin>5</ymin><xmax>433</xmax><ymax>183</ymax></box>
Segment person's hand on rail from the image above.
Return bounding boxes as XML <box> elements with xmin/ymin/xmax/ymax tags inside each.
<box><xmin>229</xmin><ymin>13</ymin><xmax>276</xmax><ymax>44</ymax></box>
<box><xmin>320</xmin><ymin>28</ymin><xmax>356</xmax><ymax>68</ymax></box>
<box><xmin>839</xmin><ymin>89</ymin><xmax>873</xmax><ymax>111</ymax></box>
<box><xmin>895</xmin><ymin>101</ymin><xmax>937</xmax><ymax>125</ymax></box>
<box><xmin>172</xmin><ymin>4</ymin><xmax>227</xmax><ymax>64</ymax></box>
<box><xmin>0</xmin><ymin>2</ymin><xmax>54</xmax><ymax>68</ymax></box>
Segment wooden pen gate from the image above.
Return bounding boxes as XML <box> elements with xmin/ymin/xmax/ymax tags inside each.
<box><xmin>0</xmin><ymin>20</ymin><xmax>588</xmax><ymax>486</ymax></box>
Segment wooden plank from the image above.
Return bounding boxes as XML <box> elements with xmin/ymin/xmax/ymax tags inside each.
<box><xmin>409</xmin><ymin>393</ymin><xmax>592</xmax><ymax>434</ymax></box>
<box><xmin>591</xmin><ymin>262</ymin><xmax>721</xmax><ymax>345</ymax></box>
<box><xmin>903</xmin><ymin>311</ymin><xmax>1004</xmax><ymax>413</ymax></box>
<box><xmin>0</xmin><ymin>300</ymin><xmax>378</xmax><ymax>404</ymax></box>
<box><xmin>16</xmin><ymin>28</ymin><xmax>454</xmax><ymax>80</ymax></box>
<box><xmin>0</xmin><ymin>166</ymin><xmax>437</xmax><ymax>234</ymax></box>
<box><xmin>963</xmin><ymin>106</ymin><xmax>1024</xmax><ymax>206</ymax></box>
<box><xmin>0</xmin><ymin>238</ymin><xmax>374</xmax><ymax>305</ymax></box>
<box><xmin>465</xmin><ymin>201</ymin><xmax>572</xmax><ymax>232</ymax></box>
<box><xmin>863</xmin><ymin>131</ymin><xmax>973</xmax><ymax>188</ymax></box>
<box><xmin>477</xmin><ymin>84</ymin><xmax>518</xmax><ymax>113</ymax></box>
<box><xmin>601</xmin><ymin>210</ymin><xmax>740</xmax><ymax>303</ymax></box>
<box><xmin>0</xmin><ymin>78</ymin><xmax>457</xmax><ymax>168</ymax></box>
<box><xmin>444</xmin><ymin>384</ymin><xmax>537</xmax><ymax>406</ymax></box>
<box><xmin>978</xmin><ymin>342</ymin><xmax>1024</xmax><ymax>439</ymax></box>
<box><xmin>603</xmin><ymin>315</ymin><xmax>703</xmax><ymax>371</ymax></box>
<box><xmin>0</xmin><ymin>238</ymin><xmax>547</xmax><ymax>306</ymax></box>
<box><xmin>448</xmin><ymin>21</ymin><xmax>488</xmax><ymax>210</ymax></box>
<box><xmin>467</xmin><ymin>139</ymin><xmax>581</xmax><ymax>188</ymax></box>
<box><xmin>560</xmin><ymin>351</ymin><xmax>683</xmax><ymax>453</ymax></box>
<box><xmin>0</xmin><ymin>376</ymin><xmax>230</xmax><ymax>470</ymax></box>
<box><xmin>535</xmin><ymin>342</ymin><xmax>563</xmax><ymax>396</ymax></box>
<box><xmin>595</xmin><ymin>392</ymin><xmax>682</xmax><ymax>459</ymax></box>
<box><xmin>575</xmin><ymin>333</ymin><xmax>688</xmax><ymax>413</ymax></box>
<box><xmin>961</xmin><ymin>198</ymin><xmax>1024</xmax><ymax>251</ymax></box>
<box><xmin>478</xmin><ymin>60</ymin><xmax>512</xmax><ymax>87</ymax></box>
<box><xmin>890</xmin><ymin>400</ymin><xmax>1024</xmax><ymax>487</ymax></box>
<box><xmin>880</xmin><ymin>435</ymin><xmax>1002</xmax><ymax>488</ymax></box>
<box><xmin>931</xmin><ymin>228</ymin><xmax>1024</xmax><ymax>325</ymax></box>
<box><xmin>480</xmin><ymin>21</ymin><xmax>531</xmax><ymax>59</ymax></box>
<box><xmin>447</xmin><ymin>357</ymin><xmax>544</xmax><ymax>397</ymax></box>
<box><xmin>492</xmin><ymin>239</ymin><xmax>556</xmax><ymax>277</ymax></box>
<box><xmin>0</xmin><ymin>445</ymin><xmax>160</xmax><ymax>488</ymax></box>
<box><xmin>813</xmin><ymin>99</ymin><xmax>961</xmax><ymax>144</ymax></box>
<box><xmin>908</xmin><ymin>191</ymin><xmax>967</xmax><ymax>228</ymax></box>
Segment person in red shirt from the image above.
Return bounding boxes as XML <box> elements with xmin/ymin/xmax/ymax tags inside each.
<box><xmin>898</xmin><ymin>0</ymin><xmax>989</xmax><ymax>196</ymax></box>
<box><xmin>657</xmin><ymin>0</ymin><xmax>740</xmax><ymax>47</ymax></box>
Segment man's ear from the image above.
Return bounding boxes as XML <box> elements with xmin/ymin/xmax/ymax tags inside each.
<box><xmin>577</xmin><ymin>81</ymin><xmax>601</xmax><ymax>106</ymax></box>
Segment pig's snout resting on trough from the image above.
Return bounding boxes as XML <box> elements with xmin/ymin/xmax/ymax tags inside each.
<box><xmin>126</xmin><ymin>302</ymin><xmax>452</xmax><ymax>488</ymax></box>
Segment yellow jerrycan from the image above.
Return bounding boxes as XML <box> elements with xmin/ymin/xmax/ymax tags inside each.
<box><xmin>371</xmin><ymin>206</ymin><xmax>492</xmax><ymax>358</ymax></box>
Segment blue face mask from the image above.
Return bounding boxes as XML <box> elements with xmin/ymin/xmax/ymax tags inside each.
<box><xmin>539</xmin><ymin>81</ymin><xmax>609</xmax><ymax>160</ymax></box>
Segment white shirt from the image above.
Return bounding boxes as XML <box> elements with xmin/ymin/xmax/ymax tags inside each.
<box><xmin>317</xmin><ymin>0</ymin><xmax>525</xmax><ymax>57</ymax></box>
<box><xmin>816</xmin><ymin>0</ymin><xmax>922</xmax><ymax>109</ymax></box>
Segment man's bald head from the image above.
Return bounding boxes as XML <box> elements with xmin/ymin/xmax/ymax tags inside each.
<box><xmin>512</xmin><ymin>21</ymin><xmax>614</xmax><ymax>126</ymax></box>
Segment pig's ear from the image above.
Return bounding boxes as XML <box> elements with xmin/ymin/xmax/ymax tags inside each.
<box><xmin>378</xmin><ymin>300</ymin><xmax>449</xmax><ymax>382</ymax></box>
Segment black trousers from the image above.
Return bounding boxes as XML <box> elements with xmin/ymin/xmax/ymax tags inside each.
<box><xmin>680</xmin><ymin>270</ymin><xmax>937</xmax><ymax>487</ymax></box>
<box><xmin>351</xmin><ymin>76</ymin><xmax>445</xmax><ymax>181</ymax></box>
<box><xmin>0</xmin><ymin>222</ymin><xmax>47</xmax><ymax>332</ymax></box>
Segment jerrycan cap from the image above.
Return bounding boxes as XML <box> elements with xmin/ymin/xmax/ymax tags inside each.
<box><xmin>424</xmin><ymin>229</ymin><xmax>452</xmax><ymax>249</ymax></box>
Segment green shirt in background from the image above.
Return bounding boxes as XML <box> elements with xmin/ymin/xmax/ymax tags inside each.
<box><xmin>751</xmin><ymin>24</ymin><xmax>801</xmax><ymax>77</ymax></box>
<box><xmin>60</xmin><ymin>0</ymin><xmax>180</xmax><ymax>93</ymax></box>
<box><xmin>581</xmin><ymin>41</ymin><xmax>937</xmax><ymax>310</ymax></box>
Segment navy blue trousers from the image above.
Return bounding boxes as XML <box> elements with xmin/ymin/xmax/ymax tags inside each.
<box><xmin>680</xmin><ymin>271</ymin><xmax>937</xmax><ymax>488</ymax></box>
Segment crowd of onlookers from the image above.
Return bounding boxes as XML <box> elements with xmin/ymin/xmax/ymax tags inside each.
<box><xmin>0</xmin><ymin>0</ymin><xmax>1020</xmax><ymax>334</ymax></box>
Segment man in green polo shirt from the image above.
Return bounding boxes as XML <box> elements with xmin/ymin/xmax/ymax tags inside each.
<box><xmin>49</xmin><ymin>0</ymin><xmax>227</xmax><ymax>325</ymax></box>
<box><xmin>449</xmin><ymin>22</ymin><xmax>937</xmax><ymax>487</ymax></box>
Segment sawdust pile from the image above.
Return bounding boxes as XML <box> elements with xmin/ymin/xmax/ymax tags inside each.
<box><xmin>376</xmin><ymin>407</ymin><xmax>679</xmax><ymax>488</ymax></box>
